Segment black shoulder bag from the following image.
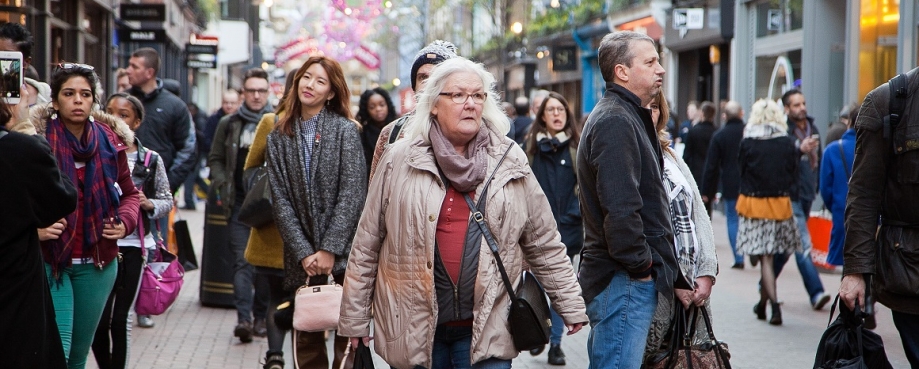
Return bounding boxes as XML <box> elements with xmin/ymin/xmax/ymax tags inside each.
<box><xmin>455</xmin><ymin>144</ymin><xmax>552</xmax><ymax>352</ymax></box>
<box><xmin>814</xmin><ymin>295</ymin><xmax>893</xmax><ymax>369</ymax></box>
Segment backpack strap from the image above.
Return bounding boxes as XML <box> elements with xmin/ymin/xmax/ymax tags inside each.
<box><xmin>884</xmin><ymin>73</ymin><xmax>909</xmax><ymax>140</ymax></box>
<box><xmin>388</xmin><ymin>118</ymin><xmax>406</xmax><ymax>145</ymax></box>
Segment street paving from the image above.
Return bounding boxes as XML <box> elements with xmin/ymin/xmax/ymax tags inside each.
<box><xmin>89</xmin><ymin>205</ymin><xmax>912</xmax><ymax>368</ymax></box>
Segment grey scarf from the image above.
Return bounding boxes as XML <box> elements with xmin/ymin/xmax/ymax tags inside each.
<box><xmin>237</xmin><ymin>103</ymin><xmax>271</xmax><ymax>124</ymax></box>
<box><xmin>429</xmin><ymin>120</ymin><xmax>489</xmax><ymax>192</ymax></box>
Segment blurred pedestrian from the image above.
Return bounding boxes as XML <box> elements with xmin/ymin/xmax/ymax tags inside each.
<box><xmin>736</xmin><ymin>98</ymin><xmax>800</xmax><ymax>326</ymax></box>
<box><xmin>209</xmin><ymin>67</ymin><xmax>274</xmax><ymax>343</ymax></box>
<box><xmin>356</xmin><ymin>87</ymin><xmax>396</xmax><ymax>176</ymax></box>
<box><xmin>28</xmin><ymin>63</ymin><xmax>141</xmax><ymax>368</ymax></box>
<box><xmin>523</xmin><ymin>91</ymin><xmax>583</xmax><ymax>365</ymax></box>
<box><xmin>683</xmin><ymin>101</ymin><xmax>716</xmax><ymax>215</ymax></box>
<box><xmin>92</xmin><ymin>93</ymin><xmax>172</xmax><ymax>369</ymax></box>
<box><xmin>339</xmin><ymin>56</ymin><xmax>586</xmax><ymax>369</ymax></box>
<box><xmin>204</xmin><ymin>89</ymin><xmax>240</xmax><ymax>153</ymax></box>
<box><xmin>701</xmin><ymin>101</ymin><xmax>746</xmax><ymax>268</ymax></box>
<box><xmin>114</xmin><ymin>68</ymin><xmax>130</xmax><ymax>93</ymax></box>
<box><xmin>507</xmin><ymin>95</ymin><xmax>532</xmax><ymax>146</ymax></box>
<box><xmin>577</xmin><ymin>31</ymin><xmax>683</xmax><ymax>369</ymax></box>
<box><xmin>819</xmin><ymin>104</ymin><xmax>858</xmax><ymax>267</ymax></box>
<box><xmin>369</xmin><ymin>40</ymin><xmax>458</xmax><ymax>181</ymax></box>
<box><xmin>181</xmin><ymin>102</ymin><xmax>209</xmax><ymax>210</ymax></box>
<box><xmin>266</xmin><ymin>55</ymin><xmax>366</xmax><ymax>369</ymax></box>
<box><xmin>1</xmin><ymin>84</ymin><xmax>76</xmax><ymax>369</ymax></box>
<box><xmin>644</xmin><ymin>90</ymin><xmax>718</xmax><ymax>364</ymax></box>
<box><xmin>774</xmin><ymin>89</ymin><xmax>830</xmax><ymax>311</ymax></box>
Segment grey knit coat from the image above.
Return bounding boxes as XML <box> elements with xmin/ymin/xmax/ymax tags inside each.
<box><xmin>266</xmin><ymin>110</ymin><xmax>367</xmax><ymax>291</ymax></box>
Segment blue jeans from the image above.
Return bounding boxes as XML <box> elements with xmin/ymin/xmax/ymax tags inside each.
<box><xmin>586</xmin><ymin>271</ymin><xmax>657</xmax><ymax>369</ymax></box>
<box><xmin>399</xmin><ymin>325</ymin><xmax>512</xmax><ymax>369</ymax></box>
<box><xmin>549</xmin><ymin>308</ymin><xmax>564</xmax><ymax>345</ymax></box>
<box><xmin>182</xmin><ymin>158</ymin><xmax>208</xmax><ymax>208</ymax></box>
<box><xmin>892</xmin><ymin>310</ymin><xmax>919</xmax><ymax>368</ymax></box>
<box><xmin>229</xmin><ymin>205</ymin><xmax>256</xmax><ymax>323</ymax></box>
<box><xmin>723</xmin><ymin>198</ymin><xmax>742</xmax><ymax>264</ymax></box>
<box><xmin>774</xmin><ymin>201</ymin><xmax>825</xmax><ymax>303</ymax></box>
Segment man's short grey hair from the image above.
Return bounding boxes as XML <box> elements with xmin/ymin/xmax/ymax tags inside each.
<box><xmin>407</xmin><ymin>57</ymin><xmax>510</xmax><ymax>142</ymax></box>
<box><xmin>598</xmin><ymin>31</ymin><xmax>655</xmax><ymax>82</ymax></box>
<box><xmin>724</xmin><ymin>100</ymin><xmax>742</xmax><ymax>120</ymax></box>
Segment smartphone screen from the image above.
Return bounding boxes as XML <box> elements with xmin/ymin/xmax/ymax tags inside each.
<box><xmin>0</xmin><ymin>56</ymin><xmax>21</xmax><ymax>100</ymax></box>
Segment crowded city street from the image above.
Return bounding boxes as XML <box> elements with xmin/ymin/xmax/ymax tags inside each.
<box><xmin>86</xmin><ymin>206</ymin><xmax>911</xmax><ymax>368</ymax></box>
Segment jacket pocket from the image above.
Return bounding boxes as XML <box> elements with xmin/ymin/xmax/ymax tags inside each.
<box><xmin>876</xmin><ymin>226</ymin><xmax>919</xmax><ymax>295</ymax></box>
<box><xmin>895</xmin><ymin>149</ymin><xmax>919</xmax><ymax>184</ymax></box>
<box><xmin>373</xmin><ymin>269</ymin><xmax>406</xmax><ymax>342</ymax></box>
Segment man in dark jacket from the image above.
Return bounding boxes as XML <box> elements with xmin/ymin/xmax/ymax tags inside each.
<box><xmin>127</xmin><ymin>47</ymin><xmax>196</xmax><ymax>193</ymax></box>
<box><xmin>840</xmin><ymin>67</ymin><xmax>919</xmax><ymax>367</ymax></box>
<box><xmin>507</xmin><ymin>96</ymin><xmax>532</xmax><ymax>146</ymax></box>
<box><xmin>683</xmin><ymin>101</ymin><xmax>716</xmax><ymax>214</ymax></box>
<box><xmin>203</xmin><ymin>89</ymin><xmax>240</xmax><ymax>153</ymax></box>
<box><xmin>701</xmin><ymin>100</ymin><xmax>745</xmax><ymax>268</ymax></box>
<box><xmin>1</xmin><ymin>124</ymin><xmax>77</xmax><ymax>369</ymax></box>
<box><xmin>208</xmin><ymin>68</ymin><xmax>274</xmax><ymax>344</ymax></box>
<box><xmin>773</xmin><ymin>89</ymin><xmax>830</xmax><ymax>311</ymax></box>
<box><xmin>577</xmin><ymin>31</ymin><xmax>685</xmax><ymax>368</ymax></box>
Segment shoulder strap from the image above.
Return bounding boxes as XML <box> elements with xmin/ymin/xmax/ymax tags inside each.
<box><xmin>143</xmin><ymin>151</ymin><xmax>153</xmax><ymax>166</ymax></box>
<box><xmin>0</xmin><ymin>130</ymin><xmax>7</xmax><ymax>139</ymax></box>
<box><xmin>836</xmin><ymin>140</ymin><xmax>851</xmax><ymax>179</ymax></box>
<box><xmin>388</xmin><ymin>119</ymin><xmax>405</xmax><ymax>144</ymax></box>
<box><xmin>885</xmin><ymin>73</ymin><xmax>909</xmax><ymax>139</ymax></box>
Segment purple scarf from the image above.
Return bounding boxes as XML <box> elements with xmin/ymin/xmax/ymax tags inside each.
<box><xmin>429</xmin><ymin>121</ymin><xmax>489</xmax><ymax>192</ymax></box>
<box><xmin>45</xmin><ymin>117</ymin><xmax>120</xmax><ymax>275</ymax></box>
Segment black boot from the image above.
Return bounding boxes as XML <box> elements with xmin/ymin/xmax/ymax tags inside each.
<box><xmin>530</xmin><ymin>345</ymin><xmax>545</xmax><ymax>356</ymax></box>
<box><xmin>770</xmin><ymin>302</ymin><xmax>782</xmax><ymax>325</ymax></box>
<box><xmin>547</xmin><ymin>343</ymin><xmax>566</xmax><ymax>365</ymax></box>
<box><xmin>753</xmin><ymin>301</ymin><xmax>766</xmax><ymax>320</ymax></box>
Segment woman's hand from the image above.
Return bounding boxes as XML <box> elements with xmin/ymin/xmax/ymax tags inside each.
<box><xmin>102</xmin><ymin>219</ymin><xmax>127</xmax><ymax>239</ymax></box>
<box><xmin>138</xmin><ymin>192</ymin><xmax>154</xmax><ymax>211</ymax></box>
<box><xmin>675</xmin><ymin>289</ymin><xmax>694</xmax><ymax>309</ymax></box>
<box><xmin>566</xmin><ymin>322</ymin><xmax>586</xmax><ymax>335</ymax></box>
<box><xmin>693</xmin><ymin>276</ymin><xmax>713</xmax><ymax>307</ymax></box>
<box><xmin>349</xmin><ymin>336</ymin><xmax>372</xmax><ymax>349</ymax></box>
<box><xmin>38</xmin><ymin>218</ymin><xmax>67</xmax><ymax>241</ymax></box>
<box><xmin>8</xmin><ymin>84</ymin><xmax>30</xmax><ymax>129</ymax></box>
<box><xmin>301</xmin><ymin>250</ymin><xmax>335</xmax><ymax>276</ymax></box>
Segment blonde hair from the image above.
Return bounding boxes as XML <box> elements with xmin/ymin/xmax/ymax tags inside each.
<box><xmin>748</xmin><ymin>98</ymin><xmax>788</xmax><ymax>131</ymax></box>
<box><xmin>406</xmin><ymin>57</ymin><xmax>510</xmax><ymax>143</ymax></box>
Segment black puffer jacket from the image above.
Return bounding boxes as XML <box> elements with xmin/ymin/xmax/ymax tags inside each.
<box><xmin>130</xmin><ymin>79</ymin><xmax>195</xmax><ymax>192</ymax></box>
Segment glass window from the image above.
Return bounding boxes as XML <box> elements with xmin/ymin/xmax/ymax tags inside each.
<box><xmin>754</xmin><ymin>50</ymin><xmax>801</xmax><ymax>101</ymax></box>
<box><xmin>756</xmin><ymin>0</ymin><xmax>804</xmax><ymax>37</ymax></box>
<box><xmin>858</xmin><ymin>0</ymin><xmax>899</xmax><ymax>100</ymax></box>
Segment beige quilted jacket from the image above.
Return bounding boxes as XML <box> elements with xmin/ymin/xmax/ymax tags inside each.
<box><xmin>339</xmin><ymin>130</ymin><xmax>588</xmax><ymax>369</ymax></box>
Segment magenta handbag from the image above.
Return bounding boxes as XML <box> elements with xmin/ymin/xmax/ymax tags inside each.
<box><xmin>292</xmin><ymin>275</ymin><xmax>342</xmax><ymax>332</ymax></box>
<box><xmin>135</xmin><ymin>221</ymin><xmax>185</xmax><ymax>316</ymax></box>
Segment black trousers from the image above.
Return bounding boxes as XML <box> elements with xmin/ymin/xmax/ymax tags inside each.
<box><xmin>92</xmin><ymin>246</ymin><xmax>144</xmax><ymax>369</ymax></box>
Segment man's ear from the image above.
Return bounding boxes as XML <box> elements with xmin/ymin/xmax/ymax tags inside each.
<box><xmin>614</xmin><ymin>64</ymin><xmax>629</xmax><ymax>83</ymax></box>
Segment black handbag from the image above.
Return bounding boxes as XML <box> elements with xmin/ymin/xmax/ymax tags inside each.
<box><xmin>458</xmin><ymin>144</ymin><xmax>551</xmax><ymax>352</ymax></box>
<box><xmin>237</xmin><ymin>163</ymin><xmax>273</xmax><ymax>228</ymax></box>
<box><xmin>814</xmin><ymin>296</ymin><xmax>893</xmax><ymax>369</ymax></box>
<box><xmin>650</xmin><ymin>304</ymin><xmax>731</xmax><ymax>369</ymax></box>
<box><xmin>353</xmin><ymin>339</ymin><xmax>375</xmax><ymax>369</ymax></box>
<box><xmin>173</xmin><ymin>218</ymin><xmax>198</xmax><ymax>271</ymax></box>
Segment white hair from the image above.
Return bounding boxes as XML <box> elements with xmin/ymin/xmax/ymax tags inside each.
<box><xmin>406</xmin><ymin>57</ymin><xmax>510</xmax><ymax>143</ymax></box>
<box><xmin>747</xmin><ymin>98</ymin><xmax>787</xmax><ymax>131</ymax></box>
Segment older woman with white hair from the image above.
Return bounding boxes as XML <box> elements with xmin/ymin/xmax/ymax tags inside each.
<box><xmin>338</xmin><ymin>57</ymin><xmax>588</xmax><ymax>369</ymax></box>
<box><xmin>736</xmin><ymin>98</ymin><xmax>801</xmax><ymax>326</ymax></box>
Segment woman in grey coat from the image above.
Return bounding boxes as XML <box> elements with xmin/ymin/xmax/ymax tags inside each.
<box><xmin>266</xmin><ymin>55</ymin><xmax>367</xmax><ymax>369</ymax></box>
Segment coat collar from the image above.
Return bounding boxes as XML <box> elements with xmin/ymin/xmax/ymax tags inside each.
<box><xmin>18</xmin><ymin>103</ymin><xmax>134</xmax><ymax>148</ymax></box>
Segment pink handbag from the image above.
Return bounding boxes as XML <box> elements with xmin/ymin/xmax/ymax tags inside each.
<box><xmin>292</xmin><ymin>275</ymin><xmax>342</xmax><ymax>332</ymax></box>
<box><xmin>134</xmin><ymin>220</ymin><xmax>185</xmax><ymax>316</ymax></box>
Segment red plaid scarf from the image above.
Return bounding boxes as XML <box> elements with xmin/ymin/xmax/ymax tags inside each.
<box><xmin>44</xmin><ymin>117</ymin><xmax>120</xmax><ymax>276</ymax></box>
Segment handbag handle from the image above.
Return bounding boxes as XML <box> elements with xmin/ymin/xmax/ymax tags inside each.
<box><xmin>304</xmin><ymin>274</ymin><xmax>336</xmax><ymax>287</ymax></box>
<box><xmin>698</xmin><ymin>305</ymin><xmax>732</xmax><ymax>369</ymax></box>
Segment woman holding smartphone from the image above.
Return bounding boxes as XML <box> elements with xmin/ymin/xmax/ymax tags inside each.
<box><xmin>23</xmin><ymin>63</ymin><xmax>140</xmax><ymax>369</ymax></box>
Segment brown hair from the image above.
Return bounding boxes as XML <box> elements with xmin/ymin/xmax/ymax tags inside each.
<box><xmin>652</xmin><ymin>90</ymin><xmax>672</xmax><ymax>150</ymax></box>
<box><xmin>131</xmin><ymin>47</ymin><xmax>160</xmax><ymax>73</ymax></box>
<box><xmin>525</xmin><ymin>91</ymin><xmax>580</xmax><ymax>157</ymax></box>
<box><xmin>276</xmin><ymin>56</ymin><xmax>352</xmax><ymax>136</ymax></box>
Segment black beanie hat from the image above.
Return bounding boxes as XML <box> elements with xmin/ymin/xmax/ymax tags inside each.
<box><xmin>410</xmin><ymin>40</ymin><xmax>458</xmax><ymax>91</ymax></box>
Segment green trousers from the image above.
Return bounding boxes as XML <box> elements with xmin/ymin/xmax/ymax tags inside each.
<box><xmin>46</xmin><ymin>261</ymin><xmax>118</xmax><ymax>369</ymax></box>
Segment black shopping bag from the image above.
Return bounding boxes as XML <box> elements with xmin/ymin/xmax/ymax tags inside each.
<box><xmin>813</xmin><ymin>296</ymin><xmax>892</xmax><ymax>369</ymax></box>
<box><xmin>173</xmin><ymin>219</ymin><xmax>198</xmax><ymax>271</ymax></box>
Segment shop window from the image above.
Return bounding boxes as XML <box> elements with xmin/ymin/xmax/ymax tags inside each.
<box><xmin>753</xmin><ymin>50</ymin><xmax>801</xmax><ymax>102</ymax></box>
<box><xmin>858</xmin><ymin>0</ymin><xmax>899</xmax><ymax>100</ymax></box>
<box><xmin>756</xmin><ymin>0</ymin><xmax>803</xmax><ymax>37</ymax></box>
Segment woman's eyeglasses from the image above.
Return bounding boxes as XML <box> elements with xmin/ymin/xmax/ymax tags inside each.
<box><xmin>57</xmin><ymin>63</ymin><xmax>95</xmax><ymax>72</ymax></box>
<box><xmin>544</xmin><ymin>106</ymin><xmax>566</xmax><ymax>114</ymax></box>
<box><xmin>439</xmin><ymin>91</ymin><xmax>487</xmax><ymax>105</ymax></box>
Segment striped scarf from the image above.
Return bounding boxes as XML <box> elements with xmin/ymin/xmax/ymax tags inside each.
<box><xmin>45</xmin><ymin>116</ymin><xmax>120</xmax><ymax>276</ymax></box>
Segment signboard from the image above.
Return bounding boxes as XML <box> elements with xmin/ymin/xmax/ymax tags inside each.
<box><xmin>118</xmin><ymin>29</ymin><xmax>167</xmax><ymax>43</ymax></box>
<box><xmin>186</xmin><ymin>44</ymin><xmax>217</xmax><ymax>55</ymax></box>
<box><xmin>673</xmin><ymin>8</ymin><xmax>704</xmax><ymax>30</ymax></box>
<box><xmin>551</xmin><ymin>46</ymin><xmax>577</xmax><ymax>71</ymax></box>
<box><xmin>120</xmin><ymin>4</ymin><xmax>166</xmax><ymax>22</ymax></box>
<box><xmin>353</xmin><ymin>45</ymin><xmax>381</xmax><ymax>70</ymax></box>
<box><xmin>767</xmin><ymin>10</ymin><xmax>782</xmax><ymax>31</ymax></box>
<box><xmin>186</xmin><ymin>60</ymin><xmax>216</xmax><ymax>69</ymax></box>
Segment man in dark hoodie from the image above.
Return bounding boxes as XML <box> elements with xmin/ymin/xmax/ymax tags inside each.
<box><xmin>208</xmin><ymin>67</ymin><xmax>274</xmax><ymax>343</ymax></box>
<box><xmin>127</xmin><ymin>47</ymin><xmax>195</xmax><ymax>193</ymax></box>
